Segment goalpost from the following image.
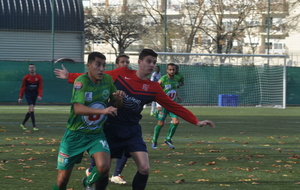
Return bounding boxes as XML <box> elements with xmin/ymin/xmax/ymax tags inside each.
<box><xmin>155</xmin><ymin>53</ymin><xmax>287</xmax><ymax>108</ymax></box>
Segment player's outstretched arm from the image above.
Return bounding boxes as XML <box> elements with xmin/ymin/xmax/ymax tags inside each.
<box><xmin>196</xmin><ymin>120</ymin><xmax>215</xmax><ymax>128</ymax></box>
<box><xmin>54</xmin><ymin>64</ymin><xmax>69</xmax><ymax>79</ymax></box>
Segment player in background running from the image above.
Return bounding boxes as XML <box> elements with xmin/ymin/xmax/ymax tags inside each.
<box><xmin>18</xmin><ymin>64</ymin><xmax>43</xmax><ymax>131</ymax></box>
<box><xmin>151</xmin><ymin>63</ymin><xmax>182</xmax><ymax>149</ymax></box>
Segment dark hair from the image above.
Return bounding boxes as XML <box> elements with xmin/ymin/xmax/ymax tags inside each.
<box><xmin>88</xmin><ymin>52</ymin><xmax>106</xmax><ymax>63</ymax></box>
<box><xmin>155</xmin><ymin>65</ymin><xmax>160</xmax><ymax>68</ymax></box>
<box><xmin>115</xmin><ymin>54</ymin><xmax>129</xmax><ymax>64</ymax></box>
<box><xmin>138</xmin><ymin>49</ymin><xmax>157</xmax><ymax>60</ymax></box>
<box><xmin>167</xmin><ymin>63</ymin><xmax>176</xmax><ymax>68</ymax></box>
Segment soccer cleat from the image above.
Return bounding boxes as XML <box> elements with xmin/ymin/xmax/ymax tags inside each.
<box><xmin>151</xmin><ymin>142</ymin><xmax>158</xmax><ymax>149</ymax></box>
<box><xmin>82</xmin><ymin>177</ymin><xmax>94</xmax><ymax>190</ymax></box>
<box><xmin>110</xmin><ymin>175</ymin><xmax>127</xmax><ymax>184</ymax></box>
<box><xmin>150</xmin><ymin>113</ymin><xmax>154</xmax><ymax>116</ymax></box>
<box><xmin>85</xmin><ymin>168</ymin><xmax>91</xmax><ymax>177</ymax></box>
<box><xmin>33</xmin><ymin>126</ymin><xmax>39</xmax><ymax>131</ymax></box>
<box><xmin>20</xmin><ymin>124</ymin><xmax>27</xmax><ymax>130</ymax></box>
<box><xmin>164</xmin><ymin>140</ymin><xmax>175</xmax><ymax>149</ymax></box>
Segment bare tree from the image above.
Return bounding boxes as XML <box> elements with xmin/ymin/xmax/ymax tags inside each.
<box><xmin>85</xmin><ymin>5</ymin><xmax>146</xmax><ymax>56</ymax></box>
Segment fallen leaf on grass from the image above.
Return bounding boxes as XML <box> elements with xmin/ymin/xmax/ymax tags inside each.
<box><xmin>177</xmin><ymin>174</ymin><xmax>184</xmax><ymax>176</ymax></box>
<box><xmin>209</xmin><ymin>149</ymin><xmax>221</xmax><ymax>152</ymax></box>
<box><xmin>77</xmin><ymin>167</ymin><xmax>86</xmax><ymax>170</ymax></box>
<box><xmin>174</xmin><ymin>179</ymin><xmax>185</xmax><ymax>184</ymax></box>
<box><xmin>220</xmin><ymin>184</ymin><xmax>230</xmax><ymax>186</ymax></box>
<box><xmin>188</xmin><ymin>161</ymin><xmax>196</xmax><ymax>165</ymax></box>
<box><xmin>4</xmin><ymin>176</ymin><xmax>13</xmax><ymax>178</ymax></box>
<box><xmin>205</xmin><ymin>161</ymin><xmax>216</xmax><ymax>165</ymax></box>
<box><xmin>264</xmin><ymin>170</ymin><xmax>277</xmax><ymax>173</ymax></box>
<box><xmin>239</xmin><ymin>178</ymin><xmax>251</xmax><ymax>181</ymax></box>
<box><xmin>67</xmin><ymin>188</ymin><xmax>74</xmax><ymax>190</ymax></box>
<box><xmin>295</xmin><ymin>182</ymin><xmax>300</xmax><ymax>185</ymax></box>
<box><xmin>197</xmin><ymin>179</ymin><xmax>210</xmax><ymax>182</ymax></box>
<box><xmin>187</xmin><ymin>169</ymin><xmax>195</xmax><ymax>171</ymax></box>
<box><xmin>252</xmin><ymin>182</ymin><xmax>260</xmax><ymax>184</ymax></box>
<box><xmin>21</xmin><ymin>178</ymin><xmax>33</xmax><ymax>182</ymax></box>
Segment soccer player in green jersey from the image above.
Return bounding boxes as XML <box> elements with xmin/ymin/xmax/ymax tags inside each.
<box><xmin>152</xmin><ymin>63</ymin><xmax>182</xmax><ymax>149</ymax></box>
<box><xmin>53</xmin><ymin>52</ymin><xmax>125</xmax><ymax>190</ymax></box>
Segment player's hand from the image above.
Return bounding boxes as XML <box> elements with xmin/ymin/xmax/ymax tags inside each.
<box><xmin>196</xmin><ymin>120</ymin><xmax>215</xmax><ymax>128</ymax></box>
<box><xmin>113</xmin><ymin>90</ymin><xmax>126</xmax><ymax>101</ymax></box>
<box><xmin>54</xmin><ymin>64</ymin><xmax>69</xmax><ymax>79</ymax></box>
<box><xmin>18</xmin><ymin>98</ymin><xmax>22</xmax><ymax>103</ymax></box>
<box><xmin>37</xmin><ymin>96</ymin><xmax>42</xmax><ymax>101</ymax></box>
<box><xmin>104</xmin><ymin>106</ymin><xmax>118</xmax><ymax>116</ymax></box>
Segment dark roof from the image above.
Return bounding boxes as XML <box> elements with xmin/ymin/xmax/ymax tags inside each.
<box><xmin>0</xmin><ymin>0</ymin><xmax>84</xmax><ymax>31</ymax></box>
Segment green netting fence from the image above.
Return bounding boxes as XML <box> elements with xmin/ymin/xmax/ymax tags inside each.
<box><xmin>1</xmin><ymin>61</ymin><xmax>300</xmax><ymax>105</ymax></box>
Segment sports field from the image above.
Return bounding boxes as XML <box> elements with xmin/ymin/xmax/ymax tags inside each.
<box><xmin>0</xmin><ymin>105</ymin><xmax>300</xmax><ymax>190</ymax></box>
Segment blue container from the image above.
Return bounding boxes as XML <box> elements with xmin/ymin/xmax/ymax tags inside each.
<box><xmin>218</xmin><ymin>94</ymin><xmax>238</xmax><ymax>107</ymax></box>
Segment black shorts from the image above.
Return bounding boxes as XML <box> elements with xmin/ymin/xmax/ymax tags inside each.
<box><xmin>25</xmin><ymin>95</ymin><xmax>37</xmax><ymax>105</ymax></box>
<box><xmin>104</xmin><ymin>123</ymin><xmax>148</xmax><ymax>159</ymax></box>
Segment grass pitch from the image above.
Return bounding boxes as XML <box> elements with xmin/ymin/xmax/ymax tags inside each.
<box><xmin>0</xmin><ymin>105</ymin><xmax>300</xmax><ymax>190</ymax></box>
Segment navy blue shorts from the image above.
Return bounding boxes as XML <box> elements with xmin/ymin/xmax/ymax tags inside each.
<box><xmin>104</xmin><ymin>123</ymin><xmax>148</xmax><ymax>159</ymax></box>
<box><xmin>25</xmin><ymin>95</ymin><xmax>37</xmax><ymax>105</ymax></box>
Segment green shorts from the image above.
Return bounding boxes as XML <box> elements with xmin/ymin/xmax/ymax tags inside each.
<box><xmin>57</xmin><ymin>129</ymin><xmax>110</xmax><ymax>170</ymax></box>
<box><xmin>156</xmin><ymin>107</ymin><xmax>178</xmax><ymax>121</ymax></box>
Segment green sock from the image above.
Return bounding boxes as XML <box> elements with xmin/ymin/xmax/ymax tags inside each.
<box><xmin>166</xmin><ymin>123</ymin><xmax>178</xmax><ymax>141</ymax></box>
<box><xmin>152</xmin><ymin>124</ymin><xmax>162</xmax><ymax>142</ymax></box>
<box><xmin>53</xmin><ymin>182</ymin><xmax>66</xmax><ymax>190</ymax></box>
<box><xmin>85</xmin><ymin>166</ymin><xmax>105</xmax><ymax>186</ymax></box>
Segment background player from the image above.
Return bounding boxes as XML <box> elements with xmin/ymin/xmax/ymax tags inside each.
<box><xmin>52</xmin><ymin>52</ymin><xmax>125</xmax><ymax>190</ymax></box>
<box><xmin>54</xmin><ymin>49</ymin><xmax>215</xmax><ymax>190</ymax></box>
<box><xmin>18</xmin><ymin>63</ymin><xmax>43</xmax><ymax>131</ymax></box>
<box><xmin>152</xmin><ymin>63</ymin><xmax>182</xmax><ymax>149</ymax></box>
<box><xmin>150</xmin><ymin>65</ymin><xmax>161</xmax><ymax>116</ymax></box>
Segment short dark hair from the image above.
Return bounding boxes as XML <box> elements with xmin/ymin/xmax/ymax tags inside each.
<box><xmin>115</xmin><ymin>54</ymin><xmax>129</xmax><ymax>64</ymax></box>
<box><xmin>138</xmin><ymin>49</ymin><xmax>157</xmax><ymax>60</ymax></box>
<box><xmin>167</xmin><ymin>63</ymin><xmax>176</xmax><ymax>68</ymax></box>
<box><xmin>88</xmin><ymin>52</ymin><xmax>106</xmax><ymax>63</ymax></box>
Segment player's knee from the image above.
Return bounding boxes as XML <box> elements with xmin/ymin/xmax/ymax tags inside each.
<box><xmin>173</xmin><ymin>121</ymin><xmax>179</xmax><ymax>125</ymax></box>
<box><xmin>138</xmin><ymin>165</ymin><xmax>150</xmax><ymax>175</ymax></box>
<box><xmin>96</xmin><ymin>164</ymin><xmax>110</xmax><ymax>176</ymax></box>
<box><xmin>56</xmin><ymin>176</ymin><xmax>69</xmax><ymax>188</ymax></box>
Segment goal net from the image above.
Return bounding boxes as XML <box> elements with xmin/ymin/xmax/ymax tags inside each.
<box><xmin>156</xmin><ymin>53</ymin><xmax>286</xmax><ymax>108</ymax></box>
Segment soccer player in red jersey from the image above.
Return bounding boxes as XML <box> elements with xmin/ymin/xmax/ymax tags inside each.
<box><xmin>18</xmin><ymin>64</ymin><xmax>43</xmax><ymax>131</ymax></box>
<box><xmin>54</xmin><ymin>49</ymin><xmax>215</xmax><ymax>190</ymax></box>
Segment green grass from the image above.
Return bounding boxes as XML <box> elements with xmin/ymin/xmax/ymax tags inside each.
<box><xmin>1</xmin><ymin>105</ymin><xmax>300</xmax><ymax>190</ymax></box>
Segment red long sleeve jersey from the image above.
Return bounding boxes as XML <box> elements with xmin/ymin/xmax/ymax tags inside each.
<box><xmin>19</xmin><ymin>74</ymin><xmax>43</xmax><ymax>99</ymax></box>
<box><xmin>68</xmin><ymin>67</ymin><xmax>199</xmax><ymax>125</ymax></box>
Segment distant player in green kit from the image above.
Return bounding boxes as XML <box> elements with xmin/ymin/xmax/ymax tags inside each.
<box><xmin>52</xmin><ymin>52</ymin><xmax>126</xmax><ymax>190</ymax></box>
<box><xmin>152</xmin><ymin>63</ymin><xmax>182</xmax><ymax>149</ymax></box>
